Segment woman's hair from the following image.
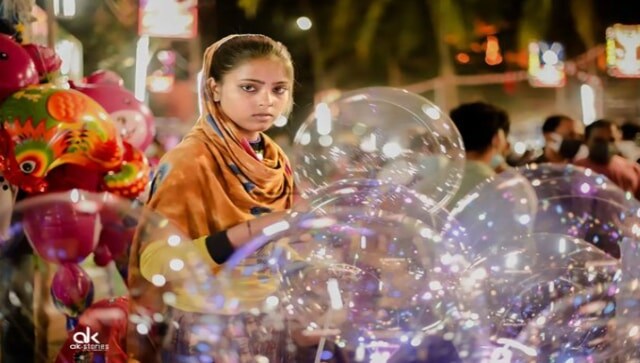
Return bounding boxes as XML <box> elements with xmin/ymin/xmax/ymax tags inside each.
<box><xmin>209</xmin><ymin>34</ymin><xmax>294</xmax><ymax>82</ymax></box>
<box><xmin>209</xmin><ymin>34</ymin><xmax>295</xmax><ymax>115</ymax></box>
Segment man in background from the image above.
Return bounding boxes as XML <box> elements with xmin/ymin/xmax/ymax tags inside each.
<box><xmin>574</xmin><ymin>119</ymin><xmax>640</xmax><ymax>199</ymax></box>
<box><xmin>533</xmin><ymin>114</ymin><xmax>583</xmax><ymax>164</ymax></box>
<box><xmin>444</xmin><ymin>102</ymin><xmax>511</xmax><ymax>208</ymax></box>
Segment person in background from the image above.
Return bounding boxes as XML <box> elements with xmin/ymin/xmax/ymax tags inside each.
<box><xmin>533</xmin><ymin>114</ymin><xmax>584</xmax><ymax>164</ymax></box>
<box><xmin>618</xmin><ymin>121</ymin><xmax>640</xmax><ymax>164</ymax></box>
<box><xmin>574</xmin><ymin>119</ymin><xmax>640</xmax><ymax>199</ymax></box>
<box><xmin>444</xmin><ymin>102</ymin><xmax>511</xmax><ymax>208</ymax></box>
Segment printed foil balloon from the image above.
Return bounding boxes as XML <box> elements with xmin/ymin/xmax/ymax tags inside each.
<box><xmin>40</xmin><ymin>141</ymin><xmax>150</xmax><ymax>199</ymax></box>
<box><xmin>72</xmin><ymin>71</ymin><xmax>156</xmax><ymax>151</ymax></box>
<box><xmin>100</xmin><ymin>141</ymin><xmax>151</xmax><ymax>198</ymax></box>
<box><xmin>0</xmin><ymin>84</ymin><xmax>124</xmax><ymax>193</ymax></box>
<box><xmin>0</xmin><ymin>33</ymin><xmax>39</xmax><ymax>102</ymax></box>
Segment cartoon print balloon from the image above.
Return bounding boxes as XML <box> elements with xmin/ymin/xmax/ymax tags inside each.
<box><xmin>0</xmin><ymin>84</ymin><xmax>124</xmax><ymax>193</ymax></box>
<box><xmin>101</xmin><ymin>141</ymin><xmax>150</xmax><ymax>198</ymax></box>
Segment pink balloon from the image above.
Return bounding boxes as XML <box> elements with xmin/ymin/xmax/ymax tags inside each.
<box><xmin>92</xmin><ymin>242</ymin><xmax>113</xmax><ymax>266</ymax></box>
<box><xmin>0</xmin><ymin>34</ymin><xmax>39</xmax><ymax>103</ymax></box>
<box><xmin>97</xmin><ymin>208</ymin><xmax>134</xmax><ymax>261</ymax></box>
<box><xmin>23</xmin><ymin>202</ymin><xmax>100</xmax><ymax>264</ymax></box>
<box><xmin>72</xmin><ymin>71</ymin><xmax>156</xmax><ymax>151</ymax></box>
<box><xmin>83</xmin><ymin>69</ymin><xmax>124</xmax><ymax>87</ymax></box>
<box><xmin>51</xmin><ymin>264</ymin><xmax>94</xmax><ymax>317</ymax></box>
<box><xmin>21</xmin><ymin>43</ymin><xmax>62</xmax><ymax>80</ymax></box>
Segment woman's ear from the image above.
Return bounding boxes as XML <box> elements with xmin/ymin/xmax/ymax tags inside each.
<box><xmin>207</xmin><ymin>78</ymin><xmax>220</xmax><ymax>102</ymax></box>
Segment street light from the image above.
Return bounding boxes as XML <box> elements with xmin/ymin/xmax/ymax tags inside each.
<box><xmin>296</xmin><ymin>16</ymin><xmax>312</xmax><ymax>31</ymax></box>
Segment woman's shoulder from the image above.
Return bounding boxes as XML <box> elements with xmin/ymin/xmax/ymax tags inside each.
<box><xmin>157</xmin><ymin>137</ymin><xmax>215</xmax><ymax>170</ymax></box>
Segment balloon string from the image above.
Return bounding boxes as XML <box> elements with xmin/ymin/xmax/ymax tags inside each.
<box><xmin>313</xmin><ymin>309</ymin><xmax>332</xmax><ymax>363</ymax></box>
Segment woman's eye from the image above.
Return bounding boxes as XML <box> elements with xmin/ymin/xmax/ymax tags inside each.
<box><xmin>241</xmin><ymin>85</ymin><xmax>256</xmax><ymax>92</ymax></box>
<box><xmin>273</xmin><ymin>87</ymin><xmax>288</xmax><ymax>95</ymax></box>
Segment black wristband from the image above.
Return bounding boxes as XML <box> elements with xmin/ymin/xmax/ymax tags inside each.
<box><xmin>204</xmin><ymin>230</ymin><xmax>235</xmax><ymax>264</ymax></box>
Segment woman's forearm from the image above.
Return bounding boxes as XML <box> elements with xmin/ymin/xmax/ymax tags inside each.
<box><xmin>227</xmin><ymin>210</ymin><xmax>289</xmax><ymax>248</ymax></box>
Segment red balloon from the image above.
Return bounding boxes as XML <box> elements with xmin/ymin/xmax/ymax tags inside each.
<box><xmin>21</xmin><ymin>43</ymin><xmax>62</xmax><ymax>80</ymax></box>
<box><xmin>0</xmin><ymin>34</ymin><xmax>39</xmax><ymax>102</ymax></box>
<box><xmin>55</xmin><ymin>296</ymin><xmax>128</xmax><ymax>363</ymax></box>
<box><xmin>97</xmin><ymin>207</ymin><xmax>134</xmax><ymax>261</ymax></box>
<box><xmin>23</xmin><ymin>201</ymin><xmax>100</xmax><ymax>264</ymax></box>
<box><xmin>92</xmin><ymin>242</ymin><xmax>114</xmax><ymax>266</ymax></box>
<box><xmin>50</xmin><ymin>264</ymin><xmax>94</xmax><ymax>317</ymax></box>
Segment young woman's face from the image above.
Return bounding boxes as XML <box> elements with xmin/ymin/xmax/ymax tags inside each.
<box><xmin>212</xmin><ymin>56</ymin><xmax>292</xmax><ymax>141</ymax></box>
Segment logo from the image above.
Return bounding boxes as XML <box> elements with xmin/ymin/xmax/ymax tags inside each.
<box><xmin>69</xmin><ymin>327</ymin><xmax>109</xmax><ymax>352</ymax></box>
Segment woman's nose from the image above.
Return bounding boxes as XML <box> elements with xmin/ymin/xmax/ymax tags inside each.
<box><xmin>258</xmin><ymin>90</ymin><xmax>274</xmax><ymax>107</ymax></box>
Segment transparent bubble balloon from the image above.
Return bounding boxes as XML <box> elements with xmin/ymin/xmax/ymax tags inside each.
<box><xmin>459</xmin><ymin>232</ymin><xmax>619</xmax><ymax>350</ymax></box>
<box><xmin>292</xmin><ymin>87</ymin><xmax>465</xmax><ymax>210</ymax></box>
<box><xmin>0</xmin><ymin>190</ymin><xmax>194</xmax><ymax>362</ymax></box>
<box><xmin>511</xmin><ymin>281</ymin><xmax>640</xmax><ymax>362</ymax></box>
<box><xmin>519</xmin><ymin>163</ymin><xmax>640</xmax><ymax>270</ymax></box>
<box><xmin>448</xmin><ymin>170</ymin><xmax>538</xmax><ymax>259</ymax></box>
<box><xmin>216</xmin><ymin>180</ymin><xmax>481</xmax><ymax>363</ymax></box>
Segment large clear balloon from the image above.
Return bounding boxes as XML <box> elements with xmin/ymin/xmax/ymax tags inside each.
<box><xmin>450</xmin><ymin>166</ymin><xmax>622</xmax><ymax>350</ymax></box>
<box><xmin>216</xmin><ymin>180</ymin><xmax>481</xmax><ymax>362</ymax></box>
<box><xmin>0</xmin><ymin>190</ymin><xmax>193</xmax><ymax>362</ymax></box>
<box><xmin>513</xmin><ymin>281</ymin><xmax>640</xmax><ymax>362</ymax></box>
<box><xmin>292</xmin><ymin>87</ymin><xmax>465</xmax><ymax>210</ymax></box>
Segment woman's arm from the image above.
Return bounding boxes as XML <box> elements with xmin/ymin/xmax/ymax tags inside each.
<box><xmin>140</xmin><ymin>210</ymin><xmax>291</xmax><ymax>281</ymax></box>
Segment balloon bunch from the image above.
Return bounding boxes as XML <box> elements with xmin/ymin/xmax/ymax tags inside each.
<box><xmin>0</xmin><ymin>31</ymin><xmax>155</xmax><ymax>336</ymax></box>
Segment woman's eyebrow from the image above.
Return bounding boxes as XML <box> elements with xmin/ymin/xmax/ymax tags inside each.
<box><xmin>239</xmin><ymin>78</ymin><xmax>289</xmax><ymax>85</ymax></box>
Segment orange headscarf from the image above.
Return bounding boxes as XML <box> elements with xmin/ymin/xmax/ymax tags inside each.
<box><xmin>127</xmin><ymin>34</ymin><xmax>294</xmax><ymax>361</ymax></box>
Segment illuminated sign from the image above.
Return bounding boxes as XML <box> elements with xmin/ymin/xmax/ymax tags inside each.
<box><xmin>138</xmin><ymin>0</ymin><xmax>198</xmax><ymax>39</ymax></box>
<box><xmin>606</xmin><ymin>24</ymin><xmax>640</xmax><ymax>78</ymax></box>
<box><xmin>528</xmin><ymin>41</ymin><xmax>566</xmax><ymax>88</ymax></box>
<box><xmin>147</xmin><ymin>50</ymin><xmax>176</xmax><ymax>93</ymax></box>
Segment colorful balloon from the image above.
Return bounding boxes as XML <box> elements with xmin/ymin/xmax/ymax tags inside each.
<box><xmin>0</xmin><ymin>84</ymin><xmax>124</xmax><ymax>193</ymax></box>
<box><xmin>101</xmin><ymin>141</ymin><xmax>150</xmax><ymax>198</ymax></box>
